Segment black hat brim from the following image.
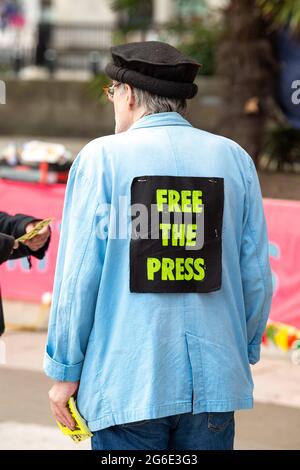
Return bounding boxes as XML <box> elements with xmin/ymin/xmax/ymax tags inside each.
<box><xmin>105</xmin><ymin>63</ymin><xmax>198</xmax><ymax>100</ymax></box>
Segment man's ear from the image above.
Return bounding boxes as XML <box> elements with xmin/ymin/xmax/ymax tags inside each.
<box><xmin>125</xmin><ymin>84</ymin><xmax>135</xmax><ymax>108</ymax></box>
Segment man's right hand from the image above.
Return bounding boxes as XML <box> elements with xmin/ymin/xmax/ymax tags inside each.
<box><xmin>48</xmin><ymin>381</ymin><xmax>79</xmax><ymax>430</ymax></box>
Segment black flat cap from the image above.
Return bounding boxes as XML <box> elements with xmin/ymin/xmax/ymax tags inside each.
<box><xmin>105</xmin><ymin>41</ymin><xmax>201</xmax><ymax>100</ymax></box>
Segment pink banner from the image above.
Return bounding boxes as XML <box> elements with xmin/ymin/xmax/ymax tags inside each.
<box><xmin>264</xmin><ymin>198</ymin><xmax>300</xmax><ymax>329</ymax></box>
<box><xmin>1</xmin><ymin>180</ymin><xmax>300</xmax><ymax>329</ymax></box>
<box><xmin>0</xmin><ymin>179</ymin><xmax>65</xmax><ymax>302</ymax></box>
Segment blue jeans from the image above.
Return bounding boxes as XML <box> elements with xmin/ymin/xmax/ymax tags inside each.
<box><xmin>91</xmin><ymin>411</ymin><xmax>235</xmax><ymax>450</ymax></box>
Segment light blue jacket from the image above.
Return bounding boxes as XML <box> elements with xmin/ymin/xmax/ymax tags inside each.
<box><xmin>44</xmin><ymin>112</ymin><xmax>273</xmax><ymax>432</ymax></box>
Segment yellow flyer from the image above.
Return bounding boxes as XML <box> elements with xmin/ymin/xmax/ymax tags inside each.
<box><xmin>16</xmin><ymin>218</ymin><xmax>53</xmax><ymax>243</ymax></box>
<box><xmin>56</xmin><ymin>397</ymin><xmax>93</xmax><ymax>443</ymax></box>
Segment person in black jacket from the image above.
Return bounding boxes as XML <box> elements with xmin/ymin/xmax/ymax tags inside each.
<box><xmin>0</xmin><ymin>211</ymin><xmax>51</xmax><ymax>336</ymax></box>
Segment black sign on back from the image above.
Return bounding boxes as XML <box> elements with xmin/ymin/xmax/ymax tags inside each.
<box><xmin>130</xmin><ymin>175</ymin><xmax>224</xmax><ymax>293</ymax></box>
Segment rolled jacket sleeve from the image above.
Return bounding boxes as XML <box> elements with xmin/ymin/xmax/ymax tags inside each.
<box><xmin>44</xmin><ymin>146</ymin><xmax>108</xmax><ymax>382</ymax></box>
<box><xmin>44</xmin><ymin>350</ymin><xmax>83</xmax><ymax>382</ymax></box>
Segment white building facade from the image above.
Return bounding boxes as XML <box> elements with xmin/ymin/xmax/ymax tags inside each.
<box><xmin>21</xmin><ymin>0</ymin><xmax>227</xmax><ymax>26</ymax></box>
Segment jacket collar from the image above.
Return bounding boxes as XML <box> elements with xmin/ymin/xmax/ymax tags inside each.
<box><xmin>128</xmin><ymin>112</ymin><xmax>193</xmax><ymax>131</ymax></box>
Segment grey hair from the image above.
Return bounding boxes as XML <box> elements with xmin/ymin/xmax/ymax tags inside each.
<box><xmin>119</xmin><ymin>83</ymin><xmax>187</xmax><ymax>116</ymax></box>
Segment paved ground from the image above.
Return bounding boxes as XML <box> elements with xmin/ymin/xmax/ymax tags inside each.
<box><xmin>0</xmin><ymin>329</ymin><xmax>299</xmax><ymax>450</ymax></box>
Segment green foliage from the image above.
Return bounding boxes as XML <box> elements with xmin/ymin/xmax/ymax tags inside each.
<box><xmin>169</xmin><ymin>21</ymin><xmax>222</xmax><ymax>76</ymax></box>
<box><xmin>111</xmin><ymin>0</ymin><xmax>153</xmax><ymax>30</ymax></box>
<box><xmin>111</xmin><ymin>0</ymin><xmax>141</xmax><ymax>12</ymax></box>
<box><xmin>262</xmin><ymin>125</ymin><xmax>300</xmax><ymax>170</ymax></box>
<box><xmin>112</xmin><ymin>29</ymin><xmax>128</xmax><ymax>46</ymax></box>
<box><xmin>86</xmin><ymin>73</ymin><xmax>109</xmax><ymax>104</ymax></box>
<box><xmin>257</xmin><ymin>0</ymin><xmax>300</xmax><ymax>32</ymax></box>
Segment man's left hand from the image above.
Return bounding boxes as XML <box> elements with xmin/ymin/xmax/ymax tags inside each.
<box><xmin>24</xmin><ymin>222</ymin><xmax>50</xmax><ymax>251</ymax></box>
